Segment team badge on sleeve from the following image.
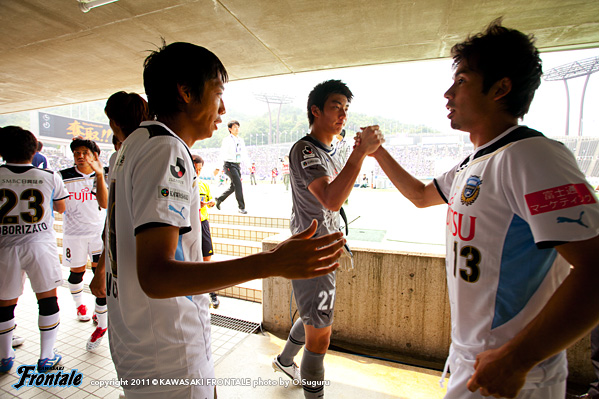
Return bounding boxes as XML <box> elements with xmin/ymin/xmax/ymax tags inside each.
<box><xmin>301</xmin><ymin>158</ymin><xmax>321</xmax><ymax>169</ymax></box>
<box><xmin>461</xmin><ymin>175</ymin><xmax>482</xmax><ymax>206</ymax></box>
<box><xmin>302</xmin><ymin>146</ymin><xmax>315</xmax><ymax>158</ymax></box>
<box><xmin>170</xmin><ymin>157</ymin><xmax>186</xmax><ymax>178</ymax></box>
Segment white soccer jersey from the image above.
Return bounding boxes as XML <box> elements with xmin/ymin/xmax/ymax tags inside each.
<box><xmin>434</xmin><ymin>126</ymin><xmax>599</xmax><ymax>387</ymax></box>
<box><xmin>0</xmin><ymin>164</ymin><xmax>69</xmax><ymax>248</ymax></box>
<box><xmin>59</xmin><ymin>166</ymin><xmax>106</xmax><ymax>237</ymax></box>
<box><xmin>106</xmin><ymin>121</ymin><xmax>212</xmax><ymax>396</ymax></box>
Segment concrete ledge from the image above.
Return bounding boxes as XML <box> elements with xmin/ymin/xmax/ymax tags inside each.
<box><xmin>262</xmin><ymin>233</ymin><xmax>595</xmax><ymax>384</ymax></box>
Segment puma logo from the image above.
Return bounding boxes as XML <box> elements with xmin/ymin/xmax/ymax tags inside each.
<box><xmin>168</xmin><ymin>205</ymin><xmax>185</xmax><ymax>220</ymax></box>
<box><xmin>556</xmin><ymin>211</ymin><xmax>588</xmax><ymax>228</ymax></box>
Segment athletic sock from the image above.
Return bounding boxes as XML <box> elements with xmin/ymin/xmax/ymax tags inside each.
<box><xmin>301</xmin><ymin>348</ymin><xmax>325</xmax><ymax>399</ymax></box>
<box><xmin>279</xmin><ymin>318</ymin><xmax>305</xmax><ymax>366</ymax></box>
<box><xmin>38</xmin><ymin>297</ymin><xmax>60</xmax><ymax>360</ymax></box>
<box><xmin>95</xmin><ymin>298</ymin><xmax>108</xmax><ymax>329</ymax></box>
<box><xmin>0</xmin><ymin>318</ymin><xmax>16</xmax><ymax>360</ymax></box>
<box><xmin>39</xmin><ymin>312</ymin><xmax>60</xmax><ymax>359</ymax></box>
<box><xmin>69</xmin><ymin>281</ymin><xmax>84</xmax><ymax>307</ymax></box>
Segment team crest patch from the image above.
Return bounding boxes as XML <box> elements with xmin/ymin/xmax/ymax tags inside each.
<box><xmin>170</xmin><ymin>157</ymin><xmax>186</xmax><ymax>178</ymax></box>
<box><xmin>461</xmin><ymin>175</ymin><xmax>482</xmax><ymax>206</ymax></box>
<box><xmin>302</xmin><ymin>146</ymin><xmax>315</xmax><ymax>158</ymax></box>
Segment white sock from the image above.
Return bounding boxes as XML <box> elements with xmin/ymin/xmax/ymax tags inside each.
<box><xmin>95</xmin><ymin>303</ymin><xmax>108</xmax><ymax>329</ymax></box>
<box><xmin>0</xmin><ymin>319</ymin><xmax>15</xmax><ymax>359</ymax></box>
<box><xmin>39</xmin><ymin>312</ymin><xmax>60</xmax><ymax>359</ymax></box>
<box><xmin>69</xmin><ymin>282</ymin><xmax>84</xmax><ymax>307</ymax></box>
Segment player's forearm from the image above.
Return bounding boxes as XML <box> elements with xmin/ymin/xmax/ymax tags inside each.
<box><xmin>320</xmin><ymin>149</ymin><xmax>367</xmax><ymax>211</ymax></box>
<box><xmin>373</xmin><ymin>147</ymin><xmax>430</xmax><ymax>208</ymax></box>
<box><xmin>138</xmin><ymin>252</ymin><xmax>270</xmax><ymax>298</ymax></box>
<box><xmin>95</xmin><ymin>173</ymin><xmax>108</xmax><ymax>209</ymax></box>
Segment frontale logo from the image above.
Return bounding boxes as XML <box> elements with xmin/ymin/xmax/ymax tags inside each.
<box><xmin>461</xmin><ymin>175</ymin><xmax>482</xmax><ymax>206</ymax></box>
<box><xmin>12</xmin><ymin>365</ymin><xmax>83</xmax><ymax>390</ymax></box>
<box><xmin>170</xmin><ymin>157</ymin><xmax>186</xmax><ymax>178</ymax></box>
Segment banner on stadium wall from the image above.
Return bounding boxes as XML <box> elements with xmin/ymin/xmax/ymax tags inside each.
<box><xmin>38</xmin><ymin>112</ymin><xmax>113</xmax><ymax>144</ymax></box>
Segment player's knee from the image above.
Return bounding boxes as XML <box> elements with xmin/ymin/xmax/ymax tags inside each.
<box><xmin>68</xmin><ymin>271</ymin><xmax>85</xmax><ymax>284</ymax></box>
<box><xmin>0</xmin><ymin>304</ymin><xmax>17</xmax><ymax>322</ymax></box>
<box><xmin>38</xmin><ymin>297</ymin><xmax>59</xmax><ymax>316</ymax></box>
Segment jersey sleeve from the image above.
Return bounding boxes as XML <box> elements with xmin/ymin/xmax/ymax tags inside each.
<box><xmin>289</xmin><ymin>141</ymin><xmax>330</xmax><ymax>188</ymax></box>
<box><xmin>433</xmin><ymin>161</ymin><xmax>460</xmax><ymax>203</ymax></box>
<box><xmin>501</xmin><ymin>139</ymin><xmax>599</xmax><ymax>247</ymax></box>
<box><xmin>53</xmin><ymin>172</ymin><xmax>69</xmax><ymax>200</ymax></box>
<box><xmin>131</xmin><ymin>137</ymin><xmax>194</xmax><ymax>235</ymax></box>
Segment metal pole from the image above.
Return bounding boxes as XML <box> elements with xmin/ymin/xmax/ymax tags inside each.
<box><xmin>578</xmin><ymin>72</ymin><xmax>592</xmax><ymax>136</ymax></box>
<box><xmin>563</xmin><ymin>79</ymin><xmax>570</xmax><ymax>136</ymax></box>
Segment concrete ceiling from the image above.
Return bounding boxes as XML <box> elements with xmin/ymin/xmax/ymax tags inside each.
<box><xmin>1</xmin><ymin>0</ymin><xmax>598</xmax><ymax>115</ymax></box>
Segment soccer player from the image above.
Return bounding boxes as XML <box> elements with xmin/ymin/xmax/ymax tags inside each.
<box><xmin>272</xmin><ymin>79</ymin><xmax>383</xmax><ymax>399</ymax></box>
<box><xmin>366</xmin><ymin>19</ymin><xmax>599</xmax><ymax>399</ymax></box>
<box><xmin>86</xmin><ymin>91</ymin><xmax>150</xmax><ymax>352</ymax></box>
<box><xmin>105</xmin><ymin>42</ymin><xmax>345</xmax><ymax>399</ymax></box>
<box><xmin>192</xmin><ymin>154</ymin><xmax>220</xmax><ymax>309</ymax></box>
<box><xmin>0</xmin><ymin>126</ymin><xmax>69</xmax><ymax>373</ymax></box>
<box><xmin>59</xmin><ymin>138</ymin><xmax>108</xmax><ymax>326</ymax></box>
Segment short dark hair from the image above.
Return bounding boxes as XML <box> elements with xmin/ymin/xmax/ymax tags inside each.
<box><xmin>105</xmin><ymin>91</ymin><xmax>150</xmax><ymax>137</ymax></box>
<box><xmin>307</xmin><ymin>80</ymin><xmax>353</xmax><ymax>126</ymax></box>
<box><xmin>37</xmin><ymin>141</ymin><xmax>43</xmax><ymax>151</ymax></box>
<box><xmin>192</xmin><ymin>154</ymin><xmax>204</xmax><ymax>165</ymax></box>
<box><xmin>70</xmin><ymin>138</ymin><xmax>101</xmax><ymax>155</ymax></box>
<box><xmin>0</xmin><ymin>126</ymin><xmax>38</xmax><ymax>163</ymax></box>
<box><xmin>450</xmin><ymin>18</ymin><xmax>542</xmax><ymax>118</ymax></box>
<box><xmin>143</xmin><ymin>41</ymin><xmax>228</xmax><ymax>120</ymax></box>
<box><xmin>227</xmin><ymin>120</ymin><xmax>240</xmax><ymax>130</ymax></box>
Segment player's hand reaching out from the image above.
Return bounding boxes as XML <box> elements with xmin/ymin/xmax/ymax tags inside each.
<box><xmin>85</xmin><ymin>151</ymin><xmax>104</xmax><ymax>177</ymax></box>
<box><xmin>269</xmin><ymin>220</ymin><xmax>344</xmax><ymax>279</ymax></box>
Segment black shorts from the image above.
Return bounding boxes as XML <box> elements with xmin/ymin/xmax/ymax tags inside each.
<box><xmin>201</xmin><ymin>219</ymin><xmax>214</xmax><ymax>258</ymax></box>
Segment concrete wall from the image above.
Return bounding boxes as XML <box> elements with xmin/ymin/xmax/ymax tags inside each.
<box><xmin>262</xmin><ymin>235</ymin><xmax>595</xmax><ymax>384</ymax></box>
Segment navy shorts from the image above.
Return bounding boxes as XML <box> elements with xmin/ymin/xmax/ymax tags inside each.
<box><xmin>201</xmin><ymin>219</ymin><xmax>214</xmax><ymax>258</ymax></box>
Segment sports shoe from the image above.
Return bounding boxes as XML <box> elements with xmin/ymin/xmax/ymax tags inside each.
<box><xmin>272</xmin><ymin>355</ymin><xmax>301</xmax><ymax>382</ymax></box>
<box><xmin>77</xmin><ymin>304</ymin><xmax>91</xmax><ymax>321</ymax></box>
<box><xmin>209</xmin><ymin>293</ymin><xmax>220</xmax><ymax>309</ymax></box>
<box><xmin>238</xmin><ymin>208</ymin><xmax>247</xmax><ymax>214</ymax></box>
<box><xmin>37</xmin><ymin>350</ymin><xmax>62</xmax><ymax>373</ymax></box>
<box><xmin>12</xmin><ymin>335</ymin><xmax>25</xmax><ymax>347</ymax></box>
<box><xmin>92</xmin><ymin>313</ymin><xmax>98</xmax><ymax>326</ymax></box>
<box><xmin>86</xmin><ymin>326</ymin><xmax>107</xmax><ymax>352</ymax></box>
<box><xmin>0</xmin><ymin>355</ymin><xmax>14</xmax><ymax>373</ymax></box>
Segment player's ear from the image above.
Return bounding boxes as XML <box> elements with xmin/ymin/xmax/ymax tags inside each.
<box><xmin>177</xmin><ymin>84</ymin><xmax>193</xmax><ymax>104</ymax></box>
<box><xmin>310</xmin><ymin>105</ymin><xmax>321</xmax><ymax>119</ymax></box>
<box><xmin>492</xmin><ymin>77</ymin><xmax>512</xmax><ymax>101</ymax></box>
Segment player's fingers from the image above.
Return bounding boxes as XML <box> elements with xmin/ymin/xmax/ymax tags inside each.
<box><xmin>311</xmin><ymin>231</ymin><xmax>343</xmax><ymax>247</ymax></box>
<box><xmin>466</xmin><ymin>376</ymin><xmax>479</xmax><ymax>392</ymax></box>
<box><xmin>314</xmin><ymin>237</ymin><xmax>345</xmax><ymax>259</ymax></box>
<box><xmin>292</xmin><ymin>220</ymin><xmax>318</xmax><ymax>240</ymax></box>
<box><xmin>307</xmin><ymin>262</ymin><xmax>340</xmax><ymax>278</ymax></box>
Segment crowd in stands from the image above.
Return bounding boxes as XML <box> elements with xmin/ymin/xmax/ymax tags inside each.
<box><xmin>38</xmin><ymin>136</ymin><xmax>599</xmax><ymax>183</ymax></box>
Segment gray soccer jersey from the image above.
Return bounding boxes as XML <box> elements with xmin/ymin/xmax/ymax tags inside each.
<box><xmin>289</xmin><ymin>135</ymin><xmax>344</xmax><ymax>237</ymax></box>
<box><xmin>289</xmin><ymin>135</ymin><xmax>344</xmax><ymax>328</ymax></box>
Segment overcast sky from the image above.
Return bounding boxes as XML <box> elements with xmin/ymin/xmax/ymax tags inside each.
<box><xmin>223</xmin><ymin>48</ymin><xmax>599</xmax><ymax>137</ymax></box>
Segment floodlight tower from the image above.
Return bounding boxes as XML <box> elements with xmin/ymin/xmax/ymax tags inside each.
<box><xmin>543</xmin><ymin>56</ymin><xmax>599</xmax><ymax>136</ymax></box>
<box><xmin>254</xmin><ymin>93</ymin><xmax>293</xmax><ymax>145</ymax></box>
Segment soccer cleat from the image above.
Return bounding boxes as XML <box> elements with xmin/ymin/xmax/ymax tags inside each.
<box><xmin>77</xmin><ymin>304</ymin><xmax>91</xmax><ymax>321</ymax></box>
<box><xmin>272</xmin><ymin>355</ymin><xmax>301</xmax><ymax>382</ymax></box>
<box><xmin>0</xmin><ymin>356</ymin><xmax>14</xmax><ymax>373</ymax></box>
<box><xmin>12</xmin><ymin>335</ymin><xmax>25</xmax><ymax>347</ymax></box>
<box><xmin>209</xmin><ymin>293</ymin><xmax>220</xmax><ymax>309</ymax></box>
<box><xmin>37</xmin><ymin>350</ymin><xmax>62</xmax><ymax>373</ymax></box>
<box><xmin>86</xmin><ymin>326</ymin><xmax>108</xmax><ymax>352</ymax></box>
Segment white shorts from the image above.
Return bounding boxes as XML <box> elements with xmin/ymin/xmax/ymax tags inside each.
<box><xmin>123</xmin><ymin>386</ymin><xmax>215</xmax><ymax>399</ymax></box>
<box><xmin>62</xmin><ymin>235</ymin><xmax>103</xmax><ymax>268</ymax></box>
<box><xmin>0</xmin><ymin>242</ymin><xmax>63</xmax><ymax>300</ymax></box>
<box><xmin>445</xmin><ymin>348</ymin><xmax>566</xmax><ymax>399</ymax></box>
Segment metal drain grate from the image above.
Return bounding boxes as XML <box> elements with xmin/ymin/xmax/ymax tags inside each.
<box><xmin>210</xmin><ymin>313</ymin><xmax>261</xmax><ymax>334</ymax></box>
